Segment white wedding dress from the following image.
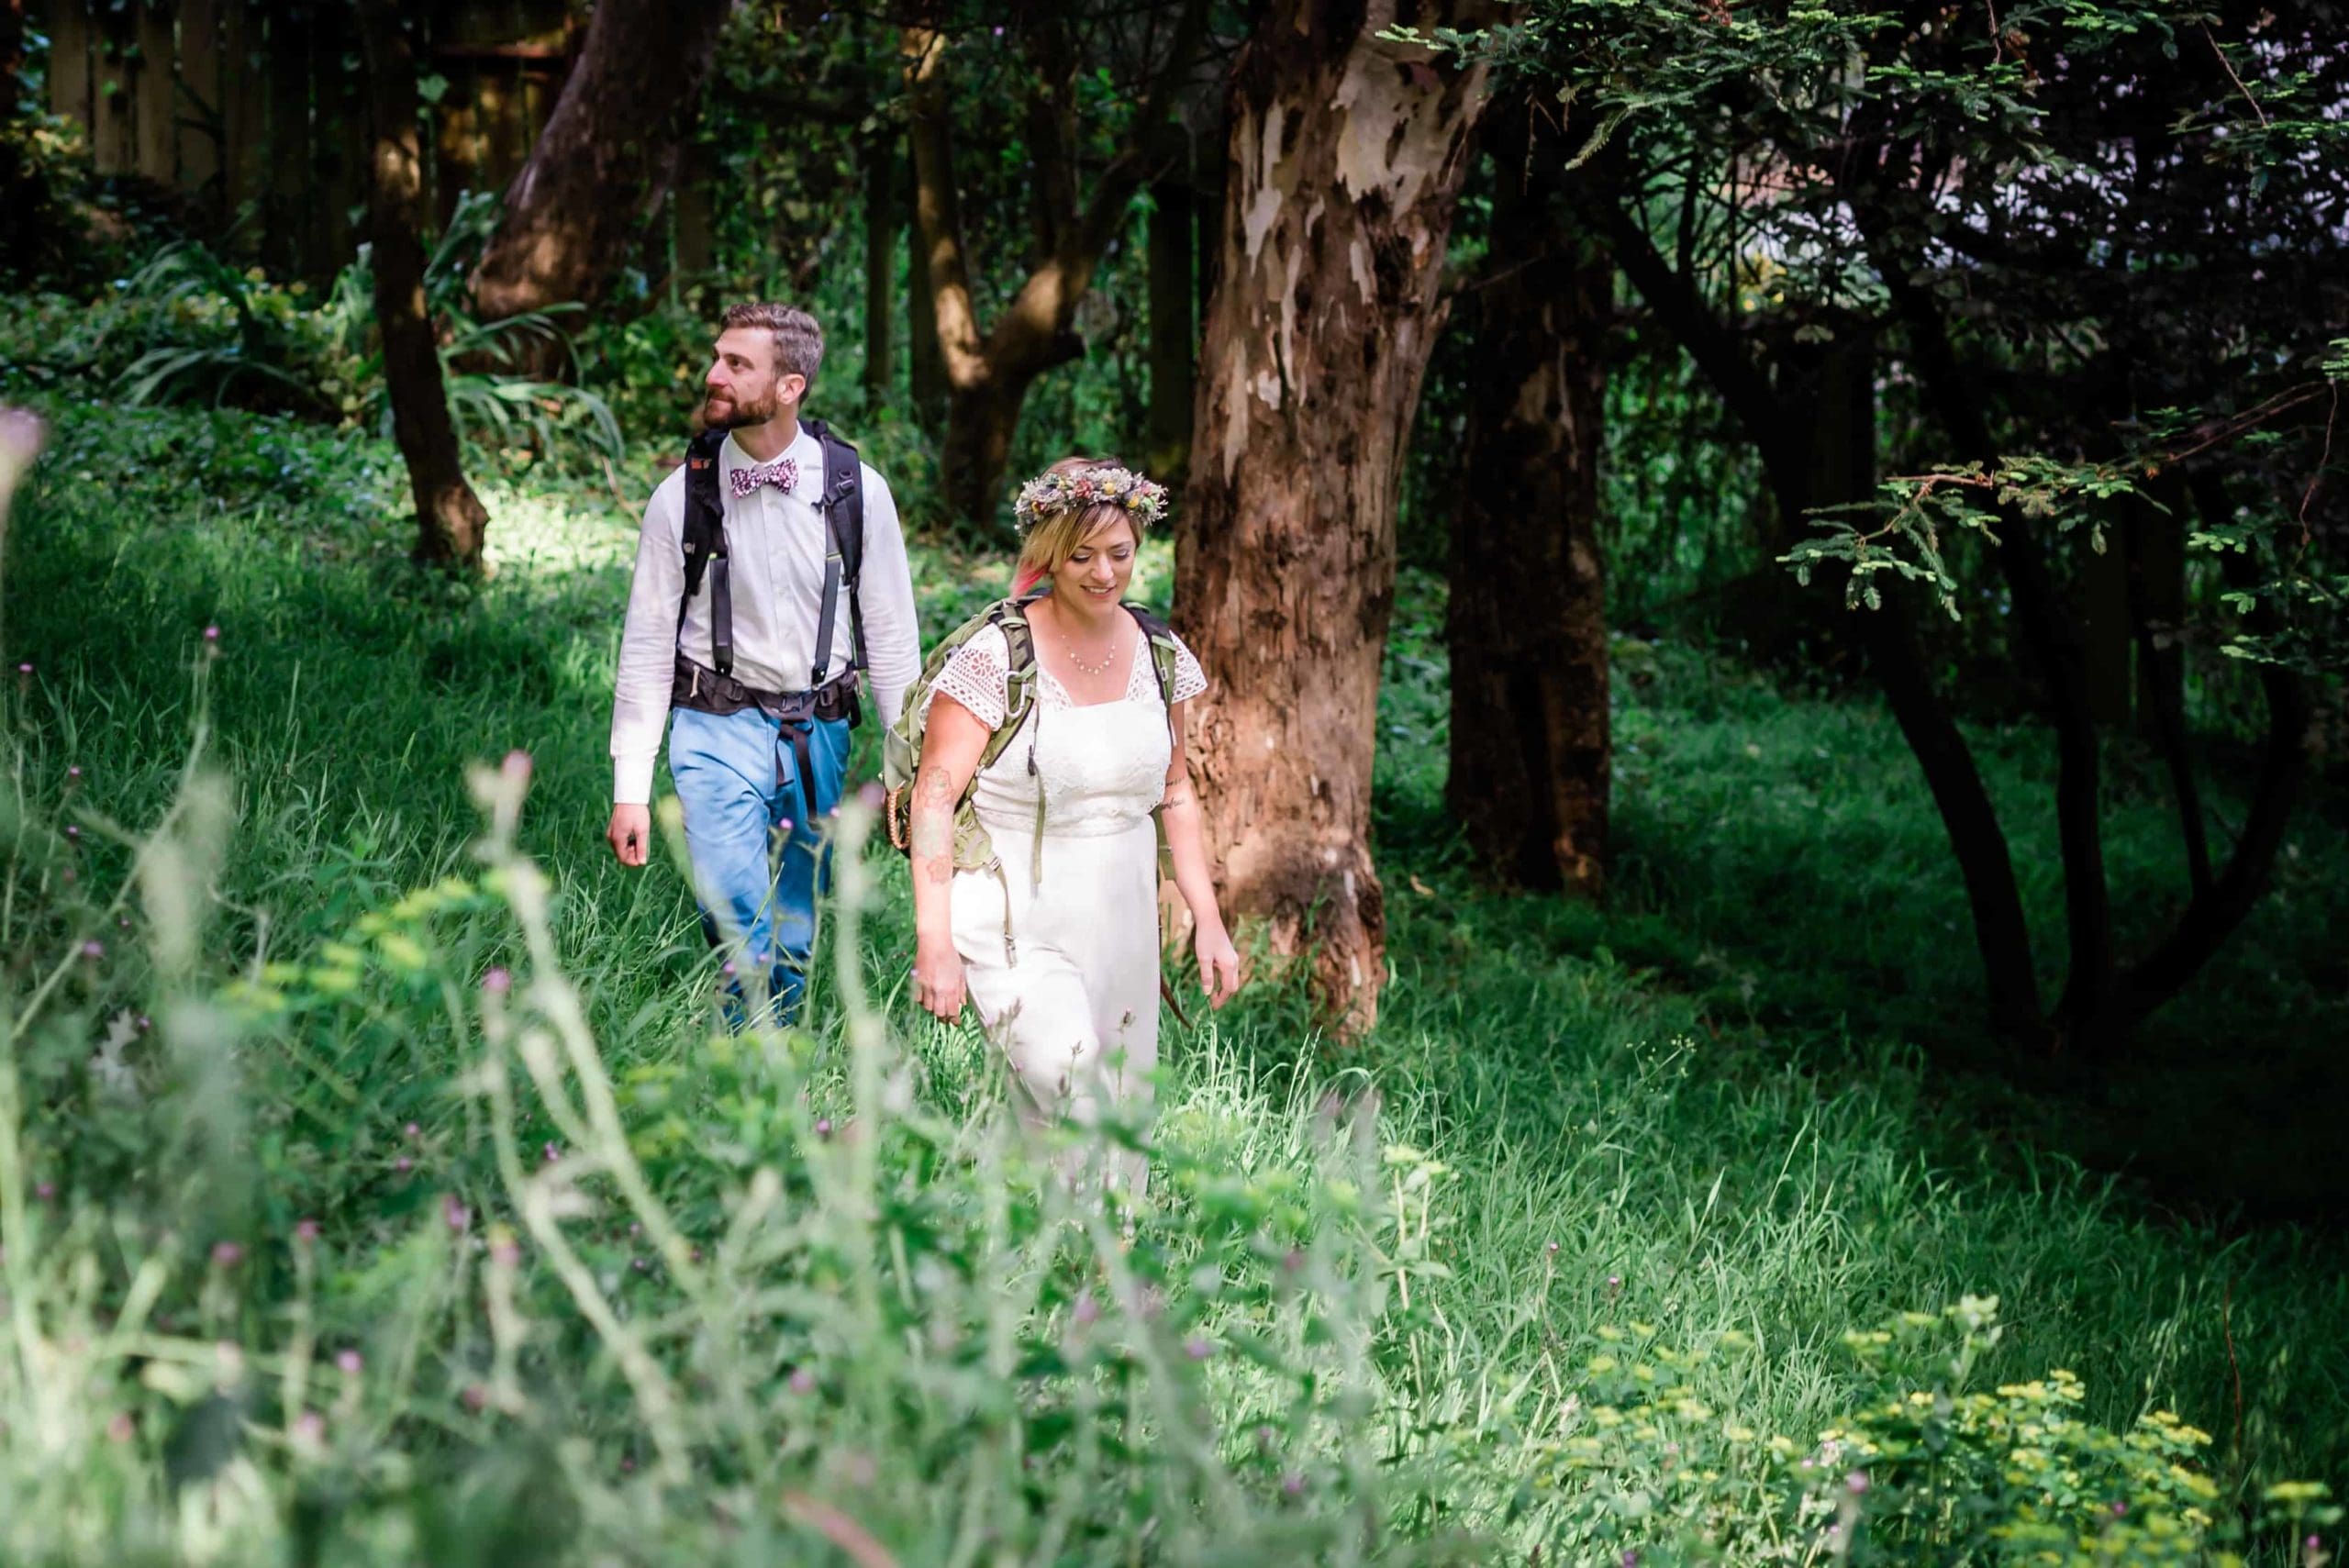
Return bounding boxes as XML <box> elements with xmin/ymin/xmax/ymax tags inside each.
<box><xmin>925</xmin><ymin>620</ymin><xmax>1208</xmax><ymax>1192</ymax></box>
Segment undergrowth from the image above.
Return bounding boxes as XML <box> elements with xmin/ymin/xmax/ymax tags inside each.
<box><xmin>1</xmin><ymin>395</ymin><xmax>2343</xmax><ymax>1562</ymax></box>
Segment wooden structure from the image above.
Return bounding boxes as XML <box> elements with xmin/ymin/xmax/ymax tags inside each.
<box><xmin>35</xmin><ymin>0</ymin><xmax>573</xmax><ymax>281</ymax></box>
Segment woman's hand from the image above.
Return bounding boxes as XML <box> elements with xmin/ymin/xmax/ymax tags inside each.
<box><xmin>913</xmin><ymin>936</ymin><xmax>968</xmax><ymax>1021</ymax></box>
<box><xmin>1194</xmin><ymin>921</ymin><xmax>1241</xmax><ymax>1009</ymax></box>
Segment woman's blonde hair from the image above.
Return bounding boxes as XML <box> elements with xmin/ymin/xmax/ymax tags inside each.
<box><xmin>1011</xmin><ymin>455</ymin><xmax>1155</xmax><ymax>595</ymax></box>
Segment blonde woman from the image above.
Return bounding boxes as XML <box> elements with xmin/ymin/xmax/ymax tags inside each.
<box><xmin>905</xmin><ymin>458</ymin><xmax>1241</xmax><ymax>1191</ymax></box>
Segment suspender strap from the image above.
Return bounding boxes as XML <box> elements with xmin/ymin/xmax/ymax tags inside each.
<box><xmin>709</xmin><ymin>550</ymin><xmax>734</xmax><ymax>676</ymax></box>
<box><xmin>810</xmin><ymin>508</ymin><xmax>843</xmax><ymax>688</ymax></box>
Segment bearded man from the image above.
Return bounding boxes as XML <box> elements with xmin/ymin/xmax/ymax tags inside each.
<box><xmin>607</xmin><ymin>303</ymin><xmax>920</xmax><ymax>1023</ymax></box>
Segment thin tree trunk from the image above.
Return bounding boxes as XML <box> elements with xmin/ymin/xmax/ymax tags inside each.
<box><xmin>355</xmin><ymin>0</ymin><xmax>488</xmax><ymax>571</ymax></box>
<box><xmin>2108</xmin><ymin>472</ymin><xmax>2310</xmax><ymax>1034</ymax></box>
<box><xmin>2123</xmin><ymin>476</ymin><xmax>2213</xmax><ymax>900</ymax></box>
<box><xmin>1175</xmin><ymin>0</ymin><xmax>1494</xmax><ymax>1037</ymax></box>
<box><xmin>863</xmin><ymin>129</ymin><xmax>896</xmax><ymax>401</ymax></box>
<box><xmin>0</xmin><ymin>0</ymin><xmax>29</xmax><ymax>281</ymax></box>
<box><xmin>1604</xmin><ymin>201</ymin><xmax>2046</xmax><ymax>1041</ymax></box>
<box><xmin>905</xmin><ymin>143</ymin><xmax>945</xmax><ymax>430</ymax></box>
<box><xmin>903</xmin><ymin>8</ymin><xmax>1206</xmax><ymax>530</ymax></box>
<box><xmin>1448</xmin><ymin>100</ymin><xmax>1610</xmax><ymax>895</ymax></box>
<box><xmin>469</xmin><ymin>0</ymin><xmax>728</xmax><ymax>337</ymax></box>
<box><xmin>1876</xmin><ymin>247</ymin><xmax>2117</xmax><ymax>1048</ymax></box>
<box><xmin>1145</xmin><ymin>170</ymin><xmax>1195</xmax><ymax>487</ymax></box>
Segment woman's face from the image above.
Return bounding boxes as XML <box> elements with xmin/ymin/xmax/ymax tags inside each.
<box><xmin>1052</xmin><ymin>515</ymin><xmax>1137</xmax><ymax>608</ymax></box>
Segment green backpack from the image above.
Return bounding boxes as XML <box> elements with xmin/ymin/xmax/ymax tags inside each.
<box><xmin>883</xmin><ymin>594</ymin><xmax>1184</xmax><ymax>962</ymax></box>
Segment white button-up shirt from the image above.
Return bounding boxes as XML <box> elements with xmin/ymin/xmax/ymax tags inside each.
<box><xmin>609</xmin><ymin>426</ymin><xmax>921</xmax><ymax>805</ymax></box>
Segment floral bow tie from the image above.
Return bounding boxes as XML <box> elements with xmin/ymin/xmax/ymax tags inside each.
<box><xmin>729</xmin><ymin>456</ymin><xmax>799</xmax><ymax>499</ymax></box>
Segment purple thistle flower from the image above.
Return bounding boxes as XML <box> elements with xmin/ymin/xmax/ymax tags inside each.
<box><xmin>336</xmin><ymin>1349</ymin><xmax>363</xmax><ymax>1375</ymax></box>
<box><xmin>443</xmin><ymin>1195</ymin><xmax>470</xmax><ymax>1233</ymax></box>
<box><xmin>1847</xmin><ymin>1471</ymin><xmax>1871</xmax><ymax>1496</ymax></box>
<box><xmin>788</xmin><ymin>1367</ymin><xmax>817</xmax><ymax>1396</ymax></box>
<box><xmin>1073</xmin><ymin>1293</ymin><xmax>1100</xmax><ymax>1327</ymax></box>
<box><xmin>542</xmin><ymin>1141</ymin><xmax>562</xmax><ymax>1164</ymax></box>
<box><xmin>482</xmin><ymin>967</ymin><xmax>511</xmax><ymax>995</ymax></box>
<box><xmin>395</xmin><ymin>1155</ymin><xmax>414</xmax><ymax>1173</ymax></box>
<box><xmin>211</xmin><ymin>1240</ymin><xmax>244</xmax><ymax>1267</ymax></box>
<box><xmin>1281</xmin><ymin>1471</ymin><xmax>1306</xmax><ymax>1498</ymax></box>
<box><xmin>295</xmin><ymin>1218</ymin><xmax>321</xmax><ymax>1243</ymax></box>
<box><xmin>1185</xmin><ymin>1336</ymin><xmax>1214</xmax><ymax>1361</ymax></box>
<box><xmin>815</xmin><ymin>1118</ymin><xmax>833</xmax><ymax>1138</ymax></box>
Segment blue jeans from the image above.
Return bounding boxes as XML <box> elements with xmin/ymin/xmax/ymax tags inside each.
<box><xmin>667</xmin><ymin>706</ymin><xmax>851</xmax><ymax>1027</ymax></box>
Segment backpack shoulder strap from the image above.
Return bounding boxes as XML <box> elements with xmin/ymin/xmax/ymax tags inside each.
<box><xmin>679</xmin><ymin>428</ymin><xmax>732</xmax><ymax>673</ymax></box>
<box><xmin>802</xmin><ymin>417</ymin><xmax>868</xmax><ymax>673</ymax></box>
<box><xmin>679</xmin><ymin>428</ymin><xmax>728</xmax><ymax>601</ymax></box>
<box><xmin>1124</xmin><ymin>603</ymin><xmax>1181</xmax><ymax>707</ymax></box>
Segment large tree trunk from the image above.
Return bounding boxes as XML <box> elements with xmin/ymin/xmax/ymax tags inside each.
<box><xmin>469</xmin><ymin>0</ymin><xmax>728</xmax><ymax>336</ymax></box>
<box><xmin>1176</xmin><ymin>0</ymin><xmax>1494</xmax><ymax>1037</ymax></box>
<box><xmin>1448</xmin><ymin>101</ymin><xmax>1611</xmax><ymax>895</ymax></box>
<box><xmin>356</xmin><ymin>0</ymin><xmax>489</xmax><ymax>571</ymax></box>
<box><xmin>903</xmin><ymin>8</ymin><xmax>1206</xmax><ymax>530</ymax></box>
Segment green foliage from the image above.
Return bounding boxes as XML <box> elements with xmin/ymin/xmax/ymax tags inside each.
<box><xmin>3</xmin><ymin>397</ymin><xmax>2345</xmax><ymax>1562</ymax></box>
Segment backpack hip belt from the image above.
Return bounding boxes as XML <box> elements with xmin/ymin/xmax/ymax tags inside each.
<box><xmin>672</xmin><ymin>651</ymin><xmax>861</xmax><ymax>805</ymax></box>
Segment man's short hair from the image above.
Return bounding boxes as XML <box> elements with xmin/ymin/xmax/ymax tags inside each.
<box><xmin>720</xmin><ymin>302</ymin><xmax>823</xmax><ymax>386</ymax></box>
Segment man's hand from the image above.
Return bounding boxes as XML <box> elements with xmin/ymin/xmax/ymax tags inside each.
<box><xmin>607</xmin><ymin>803</ymin><xmax>651</xmax><ymax>867</ymax></box>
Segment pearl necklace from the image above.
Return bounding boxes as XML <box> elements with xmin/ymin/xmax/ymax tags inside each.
<box><xmin>1062</xmin><ymin>628</ymin><xmax>1119</xmax><ymax>677</ymax></box>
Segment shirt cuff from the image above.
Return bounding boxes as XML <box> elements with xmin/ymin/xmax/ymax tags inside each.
<box><xmin>613</xmin><ymin>751</ymin><xmax>658</xmax><ymax>806</ymax></box>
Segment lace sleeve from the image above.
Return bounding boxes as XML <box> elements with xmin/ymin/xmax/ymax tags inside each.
<box><xmin>924</xmin><ymin>624</ymin><xmax>1009</xmax><ymax>729</ymax></box>
<box><xmin>1170</xmin><ymin>633</ymin><xmax>1208</xmax><ymax>705</ymax></box>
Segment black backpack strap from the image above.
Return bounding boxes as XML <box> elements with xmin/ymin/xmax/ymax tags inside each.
<box><xmin>802</xmin><ymin>417</ymin><xmax>866</xmax><ymax>678</ymax></box>
<box><xmin>679</xmin><ymin>428</ymin><xmax>732</xmax><ymax>676</ymax></box>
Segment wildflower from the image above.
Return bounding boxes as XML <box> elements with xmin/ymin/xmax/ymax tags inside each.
<box><xmin>1073</xmin><ymin>1292</ymin><xmax>1100</xmax><ymax>1326</ymax></box>
<box><xmin>293</xmin><ymin>1410</ymin><xmax>326</xmax><ymax>1443</ymax></box>
<box><xmin>80</xmin><ymin>939</ymin><xmax>101</xmax><ymax>961</ymax></box>
<box><xmin>460</xmin><ymin>1384</ymin><xmax>488</xmax><ymax>1412</ymax></box>
<box><xmin>405</xmin><ymin>1121</ymin><xmax>421</xmax><ymax>1140</ymax></box>
<box><xmin>1185</xmin><ymin>1336</ymin><xmax>1214</xmax><ymax>1361</ymax></box>
<box><xmin>442</xmin><ymin>1195</ymin><xmax>470</xmax><ymax>1233</ymax></box>
<box><xmin>1847</xmin><ymin>1471</ymin><xmax>1870</xmax><ymax>1496</ymax></box>
<box><xmin>211</xmin><ymin>1240</ymin><xmax>243</xmax><ymax>1267</ymax></box>
<box><xmin>202</xmin><ymin>625</ymin><xmax>219</xmax><ymax>644</ymax></box>
<box><xmin>1282</xmin><ymin>1471</ymin><xmax>1306</xmax><ymax>1497</ymax></box>
<box><xmin>395</xmin><ymin>1156</ymin><xmax>414</xmax><ymax>1173</ymax></box>
<box><xmin>295</xmin><ymin>1218</ymin><xmax>321</xmax><ymax>1244</ymax></box>
<box><xmin>65</xmin><ymin>824</ymin><xmax>81</xmax><ymax>840</ymax></box>
<box><xmin>67</xmin><ymin>765</ymin><xmax>82</xmax><ymax>782</ymax></box>
<box><xmin>816</xmin><ymin>1118</ymin><xmax>833</xmax><ymax>1138</ymax></box>
<box><xmin>542</xmin><ymin>1141</ymin><xmax>562</xmax><ymax>1164</ymax></box>
<box><xmin>1254</xmin><ymin>1424</ymin><xmax>1275</xmax><ymax>1452</ymax></box>
<box><xmin>336</xmin><ymin>1349</ymin><xmax>362</xmax><ymax>1375</ymax></box>
<box><xmin>482</xmin><ymin>967</ymin><xmax>511</xmax><ymax>995</ymax></box>
<box><xmin>106</xmin><ymin>1412</ymin><xmax>135</xmax><ymax>1443</ymax></box>
<box><xmin>788</xmin><ymin>1367</ymin><xmax>818</xmax><ymax>1396</ymax></box>
<box><xmin>1545</xmin><ymin>1240</ymin><xmax>1560</xmax><ymax>1255</ymax></box>
<box><xmin>500</xmin><ymin>749</ymin><xmax>531</xmax><ymax>786</ymax></box>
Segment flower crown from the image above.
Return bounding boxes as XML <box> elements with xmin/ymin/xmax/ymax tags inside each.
<box><xmin>1013</xmin><ymin>464</ymin><xmax>1169</xmax><ymax>535</ymax></box>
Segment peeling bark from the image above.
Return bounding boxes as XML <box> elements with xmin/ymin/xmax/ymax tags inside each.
<box><xmin>1175</xmin><ymin>0</ymin><xmax>1494</xmax><ymax>1037</ymax></box>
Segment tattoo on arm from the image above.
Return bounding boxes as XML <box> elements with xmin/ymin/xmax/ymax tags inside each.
<box><xmin>911</xmin><ymin>764</ymin><xmax>956</xmax><ymax>883</ymax></box>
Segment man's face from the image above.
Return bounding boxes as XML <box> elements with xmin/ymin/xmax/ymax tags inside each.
<box><xmin>702</xmin><ymin>327</ymin><xmax>806</xmax><ymax>429</ymax></box>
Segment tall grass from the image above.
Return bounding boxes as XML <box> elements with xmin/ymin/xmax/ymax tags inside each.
<box><xmin>2</xmin><ymin>395</ymin><xmax>2343</xmax><ymax>1562</ymax></box>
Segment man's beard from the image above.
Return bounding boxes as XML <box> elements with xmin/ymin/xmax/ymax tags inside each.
<box><xmin>703</xmin><ymin>389</ymin><xmax>781</xmax><ymax>430</ymax></box>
